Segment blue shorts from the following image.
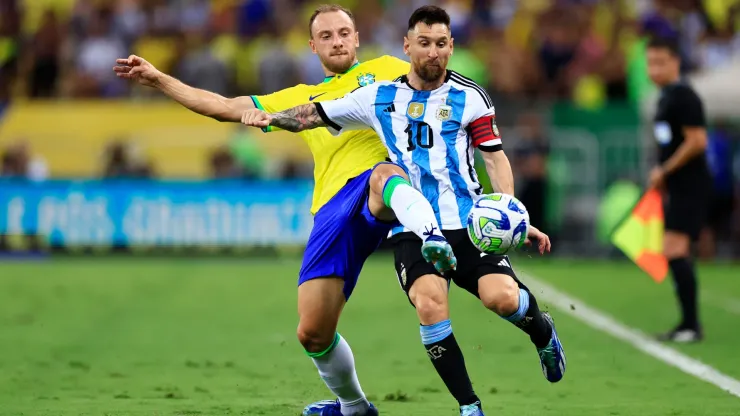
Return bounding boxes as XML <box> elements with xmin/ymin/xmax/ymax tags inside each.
<box><xmin>299</xmin><ymin>166</ymin><xmax>399</xmax><ymax>300</ymax></box>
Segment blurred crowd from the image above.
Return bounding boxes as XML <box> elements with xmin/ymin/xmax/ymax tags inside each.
<box><xmin>0</xmin><ymin>0</ymin><xmax>739</xmax><ymax>103</ymax></box>
<box><xmin>1</xmin><ymin>0</ymin><xmax>738</xmax><ymax>255</ymax></box>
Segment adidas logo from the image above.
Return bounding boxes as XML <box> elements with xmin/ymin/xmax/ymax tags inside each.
<box><xmin>383</xmin><ymin>104</ymin><xmax>395</xmax><ymax>113</ymax></box>
<box><xmin>498</xmin><ymin>258</ymin><xmax>511</xmax><ymax>268</ymax></box>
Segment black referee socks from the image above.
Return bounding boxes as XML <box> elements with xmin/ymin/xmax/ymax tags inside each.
<box><xmin>669</xmin><ymin>257</ymin><xmax>699</xmax><ymax>330</ymax></box>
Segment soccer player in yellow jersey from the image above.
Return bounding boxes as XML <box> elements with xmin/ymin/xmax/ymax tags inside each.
<box><xmin>114</xmin><ymin>4</ymin><xmax>456</xmax><ymax>416</ymax></box>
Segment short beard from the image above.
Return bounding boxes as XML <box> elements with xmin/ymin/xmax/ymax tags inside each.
<box><xmin>416</xmin><ymin>65</ymin><xmax>445</xmax><ymax>83</ymax></box>
<box><xmin>320</xmin><ymin>53</ymin><xmax>355</xmax><ymax>74</ymax></box>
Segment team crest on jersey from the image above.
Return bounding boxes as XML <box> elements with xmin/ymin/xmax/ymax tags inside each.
<box><xmin>407</xmin><ymin>102</ymin><xmax>425</xmax><ymax>119</ymax></box>
<box><xmin>357</xmin><ymin>73</ymin><xmax>376</xmax><ymax>87</ymax></box>
<box><xmin>436</xmin><ymin>105</ymin><xmax>452</xmax><ymax>121</ymax></box>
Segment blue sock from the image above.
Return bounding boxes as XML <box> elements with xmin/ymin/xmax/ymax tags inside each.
<box><xmin>503</xmin><ymin>288</ymin><xmax>530</xmax><ymax>323</ymax></box>
<box><xmin>420</xmin><ymin>320</ymin><xmax>453</xmax><ymax>344</ymax></box>
<box><xmin>503</xmin><ymin>288</ymin><xmax>552</xmax><ymax>348</ymax></box>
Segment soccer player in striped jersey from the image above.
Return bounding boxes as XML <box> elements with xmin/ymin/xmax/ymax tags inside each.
<box><xmin>114</xmin><ymin>5</ymin><xmax>456</xmax><ymax>416</ymax></box>
<box><xmin>241</xmin><ymin>6</ymin><xmax>566</xmax><ymax>415</ymax></box>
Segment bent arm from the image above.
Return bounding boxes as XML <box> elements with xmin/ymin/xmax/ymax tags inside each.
<box><xmin>661</xmin><ymin>127</ymin><xmax>708</xmax><ymax>175</ymax></box>
<box><xmin>156</xmin><ymin>74</ymin><xmax>254</xmax><ymax>122</ymax></box>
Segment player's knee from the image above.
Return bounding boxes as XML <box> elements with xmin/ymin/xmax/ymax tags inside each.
<box><xmin>370</xmin><ymin>164</ymin><xmax>407</xmax><ymax>193</ymax></box>
<box><xmin>480</xmin><ymin>276</ymin><xmax>520</xmax><ymax>316</ymax></box>
<box><xmin>411</xmin><ymin>289</ymin><xmax>448</xmax><ymax>324</ymax></box>
<box><xmin>296</xmin><ymin>325</ymin><xmax>334</xmax><ymax>353</ymax></box>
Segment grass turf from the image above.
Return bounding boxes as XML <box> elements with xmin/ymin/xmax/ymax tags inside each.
<box><xmin>0</xmin><ymin>256</ymin><xmax>738</xmax><ymax>415</ymax></box>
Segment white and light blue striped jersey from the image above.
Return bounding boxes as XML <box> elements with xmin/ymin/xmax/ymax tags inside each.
<box><xmin>315</xmin><ymin>70</ymin><xmax>500</xmax><ymax>231</ymax></box>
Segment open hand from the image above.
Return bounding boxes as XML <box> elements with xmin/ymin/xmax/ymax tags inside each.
<box><xmin>241</xmin><ymin>109</ymin><xmax>272</xmax><ymax>129</ymax></box>
<box><xmin>113</xmin><ymin>55</ymin><xmax>161</xmax><ymax>87</ymax></box>
<box><xmin>525</xmin><ymin>225</ymin><xmax>551</xmax><ymax>255</ymax></box>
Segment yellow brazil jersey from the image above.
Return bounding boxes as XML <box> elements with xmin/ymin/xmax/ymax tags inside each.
<box><xmin>251</xmin><ymin>55</ymin><xmax>410</xmax><ymax>214</ymax></box>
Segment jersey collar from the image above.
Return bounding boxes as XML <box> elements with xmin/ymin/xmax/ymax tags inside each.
<box><xmin>323</xmin><ymin>61</ymin><xmax>361</xmax><ymax>83</ymax></box>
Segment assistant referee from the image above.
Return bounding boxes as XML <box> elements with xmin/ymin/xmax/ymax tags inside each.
<box><xmin>646</xmin><ymin>37</ymin><xmax>710</xmax><ymax>343</ymax></box>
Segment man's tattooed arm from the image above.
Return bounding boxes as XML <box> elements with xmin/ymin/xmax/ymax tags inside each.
<box><xmin>268</xmin><ymin>103</ymin><xmax>327</xmax><ymax>132</ymax></box>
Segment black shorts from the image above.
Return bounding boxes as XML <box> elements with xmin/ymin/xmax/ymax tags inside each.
<box><xmin>664</xmin><ymin>188</ymin><xmax>709</xmax><ymax>241</ymax></box>
<box><xmin>390</xmin><ymin>229</ymin><xmax>526</xmax><ymax>304</ymax></box>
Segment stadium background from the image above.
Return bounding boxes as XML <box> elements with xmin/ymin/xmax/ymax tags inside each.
<box><xmin>0</xmin><ymin>1</ymin><xmax>739</xmax><ymax>415</ymax></box>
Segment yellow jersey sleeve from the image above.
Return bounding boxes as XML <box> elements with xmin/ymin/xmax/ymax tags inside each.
<box><xmin>250</xmin><ymin>85</ymin><xmax>310</xmax><ymax>133</ymax></box>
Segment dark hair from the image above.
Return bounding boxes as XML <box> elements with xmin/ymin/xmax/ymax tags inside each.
<box><xmin>647</xmin><ymin>36</ymin><xmax>681</xmax><ymax>58</ymax></box>
<box><xmin>308</xmin><ymin>4</ymin><xmax>356</xmax><ymax>37</ymax></box>
<box><xmin>408</xmin><ymin>5</ymin><xmax>450</xmax><ymax>32</ymax></box>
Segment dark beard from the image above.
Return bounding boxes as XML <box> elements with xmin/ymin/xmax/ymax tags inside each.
<box><xmin>416</xmin><ymin>65</ymin><xmax>445</xmax><ymax>83</ymax></box>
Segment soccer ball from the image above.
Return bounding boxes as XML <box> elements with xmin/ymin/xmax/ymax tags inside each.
<box><xmin>466</xmin><ymin>193</ymin><xmax>530</xmax><ymax>255</ymax></box>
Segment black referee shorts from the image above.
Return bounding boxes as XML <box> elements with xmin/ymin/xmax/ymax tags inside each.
<box><xmin>664</xmin><ymin>187</ymin><xmax>709</xmax><ymax>241</ymax></box>
<box><xmin>390</xmin><ymin>229</ymin><xmax>528</xmax><ymax>305</ymax></box>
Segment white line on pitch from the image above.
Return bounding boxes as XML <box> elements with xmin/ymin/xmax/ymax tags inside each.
<box><xmin>703</xmin><ymin>290</ymin><xmax>740</xmax><ymax>316</ymax></box>
<box><xmin>520</xmin><ymin>273</ymin><xmax>740</xmax><ymax>399</ymax></box>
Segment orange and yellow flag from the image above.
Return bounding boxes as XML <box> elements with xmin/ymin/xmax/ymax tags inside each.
<box><xmin>610</xmin><ymin>189</ymin><xmax>668</xmax><ymax>283</ymax></box>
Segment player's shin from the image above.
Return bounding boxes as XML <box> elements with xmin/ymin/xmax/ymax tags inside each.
<box><xmin>308</xmin><ymin>333</ymin><xmax>370</xmax><ymax>415</ymax></box>
<box><xmin>420</xmin><ymin>320</ymin><xmax>480</xmax><ymax>407</ymax></box>
<box><xmin>502</xmin><ymin>288</ymin><xmax>552</xmax><ymax>349</ymax></box>
<box><xmin>382</xmin><ymin>175</ymin><xmax>443</xmax><ymax>239</ymax></box>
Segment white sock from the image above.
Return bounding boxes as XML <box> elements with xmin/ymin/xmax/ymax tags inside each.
<box><xmin>312</xmin><ymin>334</ymin><xmax>370</xmax><ymax>415</ymax></box>
<box><xmin>384</xmin><ymin>176</ymin><xmax>443</xmax><ymax>240</ymax></box>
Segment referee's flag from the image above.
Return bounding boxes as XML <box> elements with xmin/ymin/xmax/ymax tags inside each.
<box><xmin>610</xmin><ymin>189</ymin><xmax>668</xmax><ymax>283</ymax></box>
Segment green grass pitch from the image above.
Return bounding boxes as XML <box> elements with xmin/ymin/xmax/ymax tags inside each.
<box><xmin>0</xmin><ymin>255</ymin><xmax>738</xmax><ymax>415</ymax></box>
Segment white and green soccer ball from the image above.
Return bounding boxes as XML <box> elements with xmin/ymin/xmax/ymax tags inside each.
<box><xmin>466</xmin><ymin>193</ymin><xmax>530</xmax><ymax>255</ymax></box>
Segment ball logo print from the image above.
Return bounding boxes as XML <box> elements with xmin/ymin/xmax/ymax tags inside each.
<box><xmin>467</xmin><ymin>193</ymin><xmax>530</xmax><ymax>255</ymax></box>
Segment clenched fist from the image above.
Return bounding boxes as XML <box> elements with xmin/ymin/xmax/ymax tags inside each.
<box><xmin>241</xmin><ymin>109</ymin><xmax>272</xmax><ymax>129</ymax></box>
<box><xmin>113</xmin><ymin>55</ymin><xmax>162</xmax><ymax>87</ymax></box>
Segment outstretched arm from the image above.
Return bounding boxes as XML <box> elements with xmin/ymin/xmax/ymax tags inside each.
<box><xmin>156</xmin><ymin>74</ymin><xmax>255</xmax><ymax>122</ymax></box>
<box><xmin>114</xmin><ymin>55</ymin><xmax>253</xmax><ymax>122</ymax></box>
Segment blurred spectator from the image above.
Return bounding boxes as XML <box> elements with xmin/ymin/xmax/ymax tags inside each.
<box><xmin>211</xmin><ymin>145</ymin><xmax>250</xmax><ymax>179</ymax></box>
<box><xmin>511</xmin><ymin>111</ymin><xmax>550</xmax><ymax>234</ymax></box>
<box><xmin>102</xmin><ymin>141</ymin><xmax>153</xmax><ymax>178</ymax></box>
<box><xmin>1</xmin><ymin>140</ymin><xmax>48</xmax><ymax>181</ymax></box>
<box><xmin>0</xmin><ymin>0</ymin><xmax>20</xmax><ymax>104</ymax></box>
<box><xmin>172</xmin><ymin>32</ymin><xmax>230</xmax><ymax>95</ymax></box>
<box><xmin>25</xmin><ymin>9</ymin><xmax>62</xmax><ymax>98</ymax></box>
<box><xmin>3</xmin><ymin>0</ymin><xmax>740</xmax><ymax>100</ymax></box>
<box><xmin>72</xmin><ymin>7</ymin><xmax>127</xmax><ymax>97</ymax></box>
<box><xmin>536</xmin><ymin>6</ymin><xmax>582</xmax><ymax>98</ymax></box>
<box><xmin>699</xmin><ymin>121</ymin><xmax>737</xmax><ymax>258</ymax></box>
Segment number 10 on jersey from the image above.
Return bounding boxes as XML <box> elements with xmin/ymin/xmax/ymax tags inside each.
<box><xmin>405</xmin><ymin>122</ymin><xmax>434</xmax><ymax>151</ymax></box>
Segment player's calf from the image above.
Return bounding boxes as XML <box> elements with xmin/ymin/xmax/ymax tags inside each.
<box><xmin>478</xmin><ymin>274</ymin><xmax>551</xmax><ymax>347</ymax></box>
<box><xmin>298</xmin><ymin>278</ymin><xmax>372</xmax><ymax>415</ymax></box>
<box><xmin>409</xmin><ymin>275</ymin><xmax>481</xmax><ymax>409</ymax></box>
<box><xmin>478</xmin><ymin>274</ymin><xmax>519</xmax><ymax>316</ymax></box>
<box><xmin>479</xmin><ymin>274</ymin><xmax>566</xmax><ymax>383</ymax></box>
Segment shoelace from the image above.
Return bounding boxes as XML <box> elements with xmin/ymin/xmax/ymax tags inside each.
<box><xmin>422</xmin><ymin>225</ymin><xmax>438</xmax><ymax>238</ymax></box>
